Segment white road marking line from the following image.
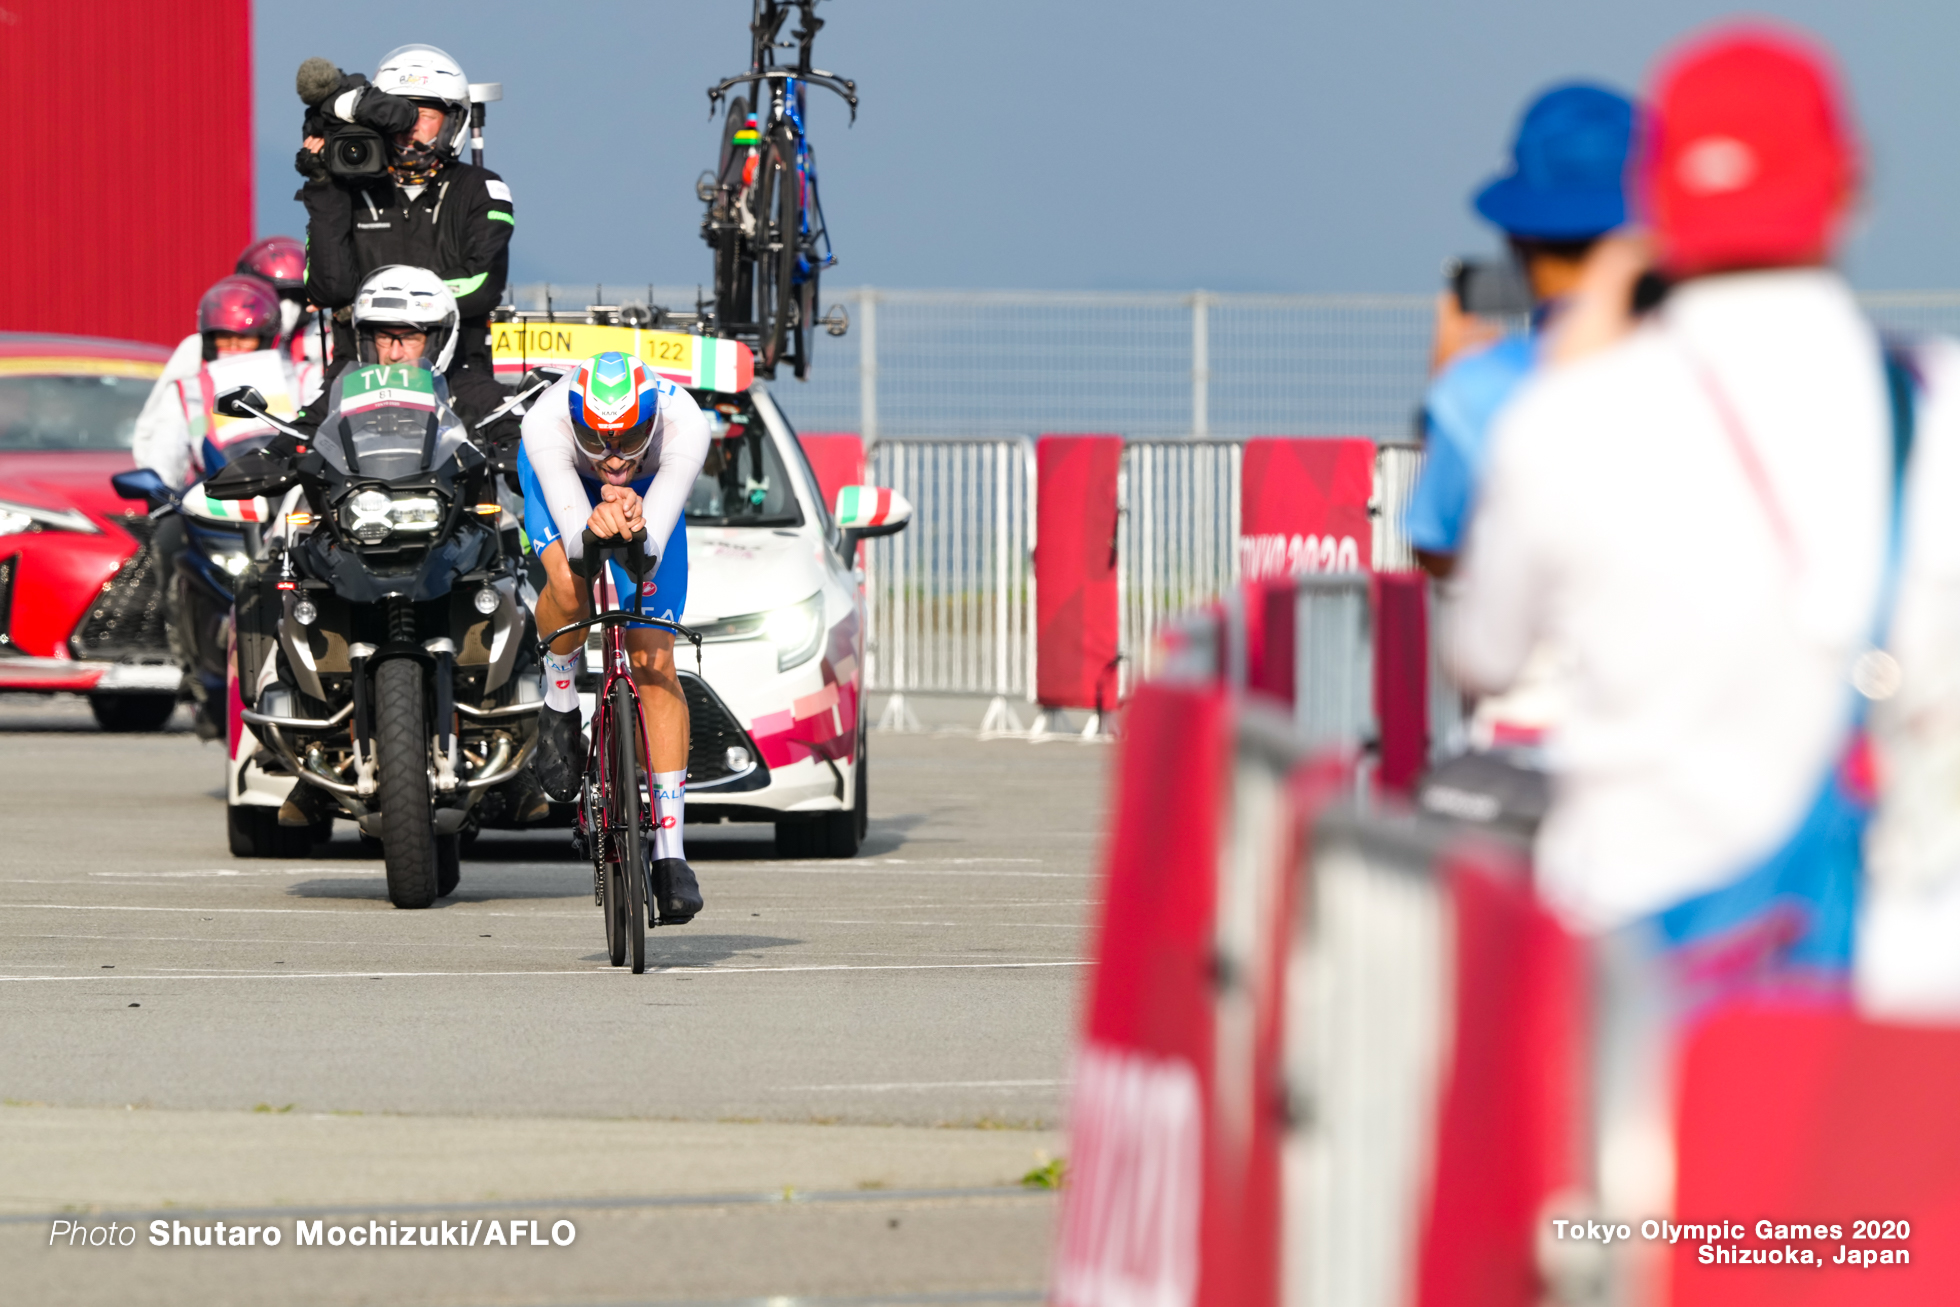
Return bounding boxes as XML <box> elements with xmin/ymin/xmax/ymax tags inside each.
<box><xmin>0</xmin><ymin>960</ymin><xmax>1089</xmax><ymax>983</ymax></box>
<box><xmin>780</xmin><ymin>1079</ymin><xmax>1067</xmax><ymax>1092</ymax></box>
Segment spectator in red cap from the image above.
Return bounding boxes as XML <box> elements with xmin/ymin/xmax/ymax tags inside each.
<box><xmin>1443</xmin><ymin>25</ymin><xmax>1954</xmax><ymax>1010</ymax></box>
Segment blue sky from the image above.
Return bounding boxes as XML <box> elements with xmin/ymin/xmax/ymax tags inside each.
<box><xmin>255</xmin><ymin>1</ymin><xmax>1960</xmax><ymax>293</ymax></box>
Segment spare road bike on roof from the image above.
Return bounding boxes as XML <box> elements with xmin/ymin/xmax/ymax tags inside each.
<box><xmin>540</xmin><ymin>527</ymin><xmax>702</xmax><ymax>973</ymax></box>
<box><xmin>700</xmin><ymin>0</ymin><xmax>855</xmax><ymax>381</ymax></box>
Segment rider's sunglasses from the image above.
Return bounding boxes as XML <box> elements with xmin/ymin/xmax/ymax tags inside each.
<box><xmin>573</xmin><ymin>419</ymin><xmax>655</xmax><ymax>463</ymax></box>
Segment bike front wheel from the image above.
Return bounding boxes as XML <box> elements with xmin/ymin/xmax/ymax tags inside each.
<box><xmin>608</xmin><ymin>678</ymin><xmax>648</xmax><ymax>974</ymax></box>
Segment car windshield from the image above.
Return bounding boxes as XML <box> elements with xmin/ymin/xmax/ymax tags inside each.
<box><xmin>318</xmin><ymin>362</ymin><xmax>471</xmax><ymax>480</ymax></box>
<box><xmin>0</xmin><ymin>374</ymin><xmax>153</xmax><ymax>451</ymax></box>
<box><xmin>688</xmin><ymin>393</ymin><xmax>803</xmax><ymax>527</ymax></box>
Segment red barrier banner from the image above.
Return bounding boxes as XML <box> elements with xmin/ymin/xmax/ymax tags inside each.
<box><xmin>1417</xmin><ymin>842</ymin><xmax>1588</xmax><ymax>1307</ymax></box>
<box><xmin>1054</xmin><ymin>687</ymin><xmax>1310</xmax><ymax>1307</ymax></box>
<box><xmin>1239</xmin><ymin>437</ymin><xmax>1376</xmax><ymax>581</ymax></box>
<box><xmin>1373</xmin><ymin>572</ymin><xmax>1429</xmax><ymax>794</ymax></box>
<box><xmin>793</xmin><ymin>433</ymin><xmax>867</xmax><ymax>513</ymax></box>
<box><xmin>1672</xmin><ymin>1010</ymin><xmax>1960</xmax><ymax>1307</ymax></box>
<box><xmin>1037</xmin><ymin>435</ymin><xmax>1123</xmax><ymax>710</ymax></box>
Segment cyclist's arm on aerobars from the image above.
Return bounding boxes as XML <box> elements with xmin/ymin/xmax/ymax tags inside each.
<box><xmin>519</xmin><ymin>382</ymin><xmax>600</xmax><ymax>561</ymax></box>
<box><xmin>636</xmin><ymin>384</ymin><xmax>711</xmax><ymax>554</ymax></box>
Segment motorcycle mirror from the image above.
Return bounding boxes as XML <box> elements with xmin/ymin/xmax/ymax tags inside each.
<box><xmin>110</xmin><ymin>467</ymin><xmax>172</xmax><ymax>504</ymax></box>
<box><xmin>215</xmin><ymin>385</ymin><xmax>268</xmax><ymax>419</ymax></box>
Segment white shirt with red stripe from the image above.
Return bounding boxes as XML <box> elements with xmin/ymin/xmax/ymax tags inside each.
<box><xmin>1445</xmin><ymin>269</ymin><xmax>1905</xmax><ymax>932</ymax></box>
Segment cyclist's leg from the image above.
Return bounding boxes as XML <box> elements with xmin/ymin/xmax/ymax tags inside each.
<box><xmin>613</xmin><ymin>524</ymin><xmax>700</xmax><ymax>921</ymax></box>
<box><xmin>521</xmin><ymin>446</ymin><xmax>592</xmax><ymax>800</ymax></box>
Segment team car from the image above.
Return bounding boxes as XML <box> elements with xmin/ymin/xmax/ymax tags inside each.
<box><xmin>0</xmin><ymin>332</ymin><xmax>181</xmax><ymax>729</ymax></box>
<box><xmin>493</xmin><ymin>317</ymin><xmax>909</xmax><ymax>856</ymax></box>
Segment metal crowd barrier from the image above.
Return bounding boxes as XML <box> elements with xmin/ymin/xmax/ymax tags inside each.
<box><xmin>856</xmin><ymin>435</ymin><xmax>1425</xmax><ymax>734</ymax></box>
<box><xmin>1119</xmin><ymin>440</ymin><xmax>1243</xmax><ymax>692</ymax></box>
<box><xmin>860</xmin><ymin>437</ymin><xmax>1038</xmax><ymax>734</ymax></box>
<box><xmin>1284</xmin><ymin>807</ymin><xmax>1452</xmax><ymax>1307</ymax></box>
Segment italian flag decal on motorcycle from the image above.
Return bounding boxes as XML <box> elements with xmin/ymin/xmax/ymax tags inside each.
<box><xmin>833</xmin><ymin>484</ymin><xmax>908</xmax><ymax>529</ymax></box>
<box><xmin>181</xmin><ymin>484</ymin><xmax>266</xmax><ymax>523</ymax></box>
<box><xmin>338</xmin><ymin>363</ymin><xmax>440</xmax><ymax>414</ymax></box>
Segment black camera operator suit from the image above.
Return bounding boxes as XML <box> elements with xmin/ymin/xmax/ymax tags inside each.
<box><xmin>292</xmin><ymin>62</ymin><xmax>513</xmax><ymax>451</ymax></box>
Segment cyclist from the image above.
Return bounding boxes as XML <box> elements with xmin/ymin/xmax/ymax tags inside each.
<box><xmin>520</xmin><ymin>351</ymin><xmax>710</xmax><ymax>924</ymax></box>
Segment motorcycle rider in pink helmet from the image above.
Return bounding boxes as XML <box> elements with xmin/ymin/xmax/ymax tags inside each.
<box><xmin>236</xmin><ymin>235</ymin><xmax>330</xmax><ymax>366</ymax></box>
<box><xmin>132</xmin><ymin>276</ymin><xmax>320</xmax><ymax>487</ymax></box>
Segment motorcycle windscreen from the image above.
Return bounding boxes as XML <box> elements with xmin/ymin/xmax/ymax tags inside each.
<box><xmin>317</xmin><ymin>361</ymin><xmax>470</xmax><ymax>480</ymax></box>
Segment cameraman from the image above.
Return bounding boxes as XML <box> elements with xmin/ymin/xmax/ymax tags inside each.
<box><xmin>293</xmin><ymin>43</ymin><xmax>513</xmax><ymax>448</ymax></box>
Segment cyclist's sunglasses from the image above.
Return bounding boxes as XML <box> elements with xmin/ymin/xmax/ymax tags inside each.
<box><xmin>573</xmin><ymin>419</ymin><xmax>655</xmax><ymax>463</ymax></box>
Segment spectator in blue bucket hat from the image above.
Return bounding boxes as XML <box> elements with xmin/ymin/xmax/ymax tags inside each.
<box><xmin>1409</xmin><ymin>83</ymin><xmax>1636</xmax><ymax>579</ymax></box>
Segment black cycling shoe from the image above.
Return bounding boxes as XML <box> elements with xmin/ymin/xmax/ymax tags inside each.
<box><xmin>651</xmin><ymin>857</ymin><xmax>703</xmax><ymax>925</ymax></box>
<box><xmin>534</xmin><ymin>703</ymin><xmax>586</xmax><ymax>803</ymax></box>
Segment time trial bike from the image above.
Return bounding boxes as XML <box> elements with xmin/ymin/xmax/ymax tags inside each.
<box><xmin>541</xmin><ymin>527</ymin><xmax>701</xmax><ymax>973</ymax></box>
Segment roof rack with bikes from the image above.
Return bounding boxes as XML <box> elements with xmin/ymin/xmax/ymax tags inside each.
<box><xmin>699</xmin><ymin>0</ymin><xmax>856</xmax><ymax>381</ymax></box>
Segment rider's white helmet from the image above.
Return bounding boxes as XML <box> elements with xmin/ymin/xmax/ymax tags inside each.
<box><xmin>352</xmin><ymin>265</ymin><xmax>460</xmax><ymax>373</ymax></box>
<box><xmin>373</xmin><ymin>44</ymin><xmax>470</xmax><ymax>157</ymax></box>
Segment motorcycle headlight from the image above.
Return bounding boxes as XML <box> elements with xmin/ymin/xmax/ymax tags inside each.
<box><xmin>340</xmin><ymin>489</ymin><xmax>443</xmax><ymax>545</ymax></box>
<box><xmin>762</xmin><ymin>592</ymin><xmax>824</xmax><ymax>672</ymax></box>
<box><xmin>215</xmin><ymin>551</ymin><xmax>250</xmax><ymax>577</ymax></box>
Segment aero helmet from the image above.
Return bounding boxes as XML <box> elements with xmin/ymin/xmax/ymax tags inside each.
<box><xmin>569</xmin><ymin>352</ymin><xmax>660</xmax><ymax>462</ymax></box>
<box><xmin>197</xmin><ymin>276</ymin><xmax>281</xmax><ymax>361</ymax></box>
<box><xmin>373</xmin><ymin>44</ymin><xmax>471</xmax><ymax>159</ymax></box>
<box><xmin>351</xmin><ymin>265</ymin><xmax>460</xmax><ymax>372</ymax></box>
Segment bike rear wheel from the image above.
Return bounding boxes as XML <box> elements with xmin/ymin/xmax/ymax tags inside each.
<box><xmin>752</xmin><ymin>127</ymin><xmax>800</xmax><ymax>378</ymax></box>
<box><xmin>609</xmin><ymin>678</ymin><xmax>648</xmax><ymax>973</ymax></box>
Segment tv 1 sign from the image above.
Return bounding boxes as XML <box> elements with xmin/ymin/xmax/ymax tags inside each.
<box><xmin>1239</xmin><ymin>438</ymin><xmax>1375</xmax><ymax>579</ymax></box>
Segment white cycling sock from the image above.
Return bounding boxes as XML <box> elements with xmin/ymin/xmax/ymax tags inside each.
<box><xmin>652</xmin><ymin>770</ymin><xmax>686</xmax><ymax>862</ymax></box>
<box><xmin>542</xmin><ymin>648</ymin><xmax>580</xmax><ymax>712</ymax></box>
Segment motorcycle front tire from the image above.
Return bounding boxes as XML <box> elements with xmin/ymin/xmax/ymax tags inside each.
<box><xmin>375</xmin><ymin>658</ymin><xmax>439</xmax><ymax>909</ymax></box>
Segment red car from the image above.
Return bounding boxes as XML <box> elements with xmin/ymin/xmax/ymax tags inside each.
<box><xmin>0</xmin><ymin>332</ymin><xmax>181</xmax><ymax>728</ymax></box>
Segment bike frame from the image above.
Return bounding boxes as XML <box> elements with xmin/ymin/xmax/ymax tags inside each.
<box><xmin>540</xmin><ymin>561</ymin><xmax>700</xmax><ymax>914</ymax></box>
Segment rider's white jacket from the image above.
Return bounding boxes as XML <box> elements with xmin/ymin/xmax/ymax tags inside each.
<box><xmin>131</xmin><ymin>348</ymin><xmax>321</xmax><ymax>488</ymax></box>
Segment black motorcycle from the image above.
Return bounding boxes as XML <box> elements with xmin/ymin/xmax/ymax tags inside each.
<box><xmin>204</xmin><ymin>361</ymin><xmax>541</xmax><ymax>907</ymax></box>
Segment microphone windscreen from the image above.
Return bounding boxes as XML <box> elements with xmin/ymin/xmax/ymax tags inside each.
<box><xmin>296</xmin><ymin>58</ymin><xmax>342</xmax><ymax>107</ymax></box>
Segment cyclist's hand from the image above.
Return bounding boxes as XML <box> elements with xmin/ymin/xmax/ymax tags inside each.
<box><xmin>587</xmin><ymin>485</ymin><xmax>644</xmax><ymax>540</ymax></box>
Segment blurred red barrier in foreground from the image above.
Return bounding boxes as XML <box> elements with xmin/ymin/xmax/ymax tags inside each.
<box><xmin>1673</xmin><ymin>1009</ymin><xmax>1960</xmax><ymax>1307</ymax></box>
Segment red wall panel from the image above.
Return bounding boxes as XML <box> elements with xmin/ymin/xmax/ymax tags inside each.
<box><xmin>0</xmin><ymin>1</ymin><xmax>253</xmax><ymax>346</ymax></box>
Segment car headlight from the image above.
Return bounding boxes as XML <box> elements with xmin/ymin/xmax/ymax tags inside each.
<box><xmin>0</xmin><ymin>498</ymin><xmax>101</xmax><ymax>538</ymax></box>
<box><xmin>339</xmin><ymin>489</ymin><xmax>443</xmax><ymax>545</ymax></box>
<box><xmin>762</xmin><ymin>592</ymin><xmax>824</xmax><ymax>672</ymax></box>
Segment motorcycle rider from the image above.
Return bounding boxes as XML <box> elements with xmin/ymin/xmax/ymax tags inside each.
<box><xmin>294</xmin><ymin>44</ymin><xmax>514</xmax><ymax>452</ymax></box>
<box><xmin>521</xmin><ymin>351</ymin><xmax>711</xmax><ymax>924</ymax></box>
<box><xmin>130</xmin><ymin>275</ymin><xmax>319</xmax><ymax>741</ymax></box>
<box><xmin>292</xmin><ymin>264</ymin><xmax>552</xmax><ymax>828</ymax></box>
<box><xmin>131</xmin><ymin>276</ymin><xmax>318</xmax><ymax>488</ymax></box>
<box><xmin>237</xmin><ymin>235</ymin><xmax>331</xmax><ymax>367</ymax></box>
<box><xmin>139</xmin><ymin>237</ymin><xmax>330</xmax><ymax>442</ymax></box>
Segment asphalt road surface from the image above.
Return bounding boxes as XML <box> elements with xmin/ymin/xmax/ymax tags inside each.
<box><xmin>0</xmin><ymin>694</ymin><xmax>1113</xmax><ymax>1306</ymax></box>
